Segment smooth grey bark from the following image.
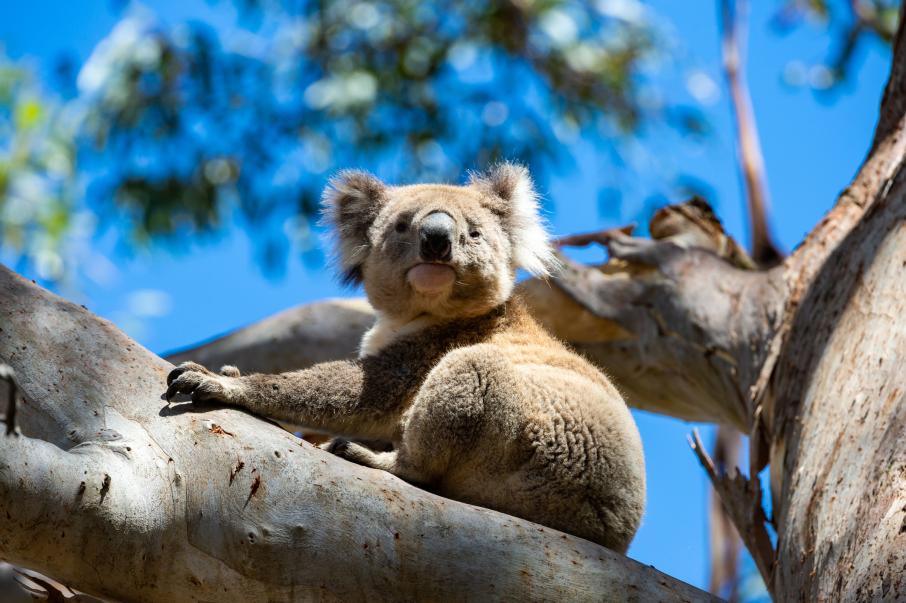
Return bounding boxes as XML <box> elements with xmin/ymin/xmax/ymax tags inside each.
<box><xmin>0</xmin><ymin>266</ymin><xmax>717</xmax><ymax>602</ymax></box>
<box><xmin>167</xmin><ymin>298</ymin><xmax>375</xmax><ymax>374</ymax></box>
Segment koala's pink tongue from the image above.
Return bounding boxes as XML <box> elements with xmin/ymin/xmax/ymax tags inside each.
<box><xmin>407</xmin><ymin>263</ymin><xmax>456</xmax><ymax>294</ymax></box>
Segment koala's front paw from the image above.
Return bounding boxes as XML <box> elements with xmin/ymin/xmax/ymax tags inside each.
<box><xmin>165</xmin><ymin>361</ymin><xmax>241</xmax><ymax>404</ymax></box>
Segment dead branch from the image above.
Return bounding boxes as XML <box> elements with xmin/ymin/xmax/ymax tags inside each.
<box><xmin>708</xmin><ymin>426</ymin><xmax>743</xmax><ymax>602</ymax></box>
<box><xmin>689</xmin><ymin>429</ymin><xmax>774</xmax><ymax>593</ymax></box>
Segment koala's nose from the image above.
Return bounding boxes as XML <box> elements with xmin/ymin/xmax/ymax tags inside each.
<box><xmin>419</xmin><ymin>211</ymin><xmax>454</xmax><ymax>262</ymax></box>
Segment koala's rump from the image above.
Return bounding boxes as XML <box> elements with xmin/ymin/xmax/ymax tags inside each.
<box><xmin>417</xmin><ymin>344</ymin><xmax>645</xmax><ymax>552</ymax></box>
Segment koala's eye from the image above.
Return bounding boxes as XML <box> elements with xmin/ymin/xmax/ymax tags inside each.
<box><xmin>469</xmin><ymin>229</ymin><xmax>481</xmax><ymax>239</ymax></box>
<box><xmin>395</xmin><ymin>221</ymin><xmax>408</xmax><ymax>233</ymax></box>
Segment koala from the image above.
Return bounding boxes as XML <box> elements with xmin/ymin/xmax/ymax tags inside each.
<box><xmin>165</xmin><ymin>163</ymin><xmax>646</xmax><ymax>552</ymax></box>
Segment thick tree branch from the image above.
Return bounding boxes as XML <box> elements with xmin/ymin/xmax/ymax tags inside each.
<box><xmin>0</xmin><ymin>264</ymin><xmax>717</xmax><ymax>602</ymax></box>
<box><xmin>765</xmin><ymin>148</ymin><xmax>906</xmax><ymax>600</ymax></box>
<box><xmin>760</xmin><ymin>9</ymin><xmax>906</xmax><ymax>598</ymax></box>
<box><xmin>523</xmin><ymin>243</ymin><xmax>780</xmax><ymax>429</ymax></box>
<box><xmin>166</xmin><ymin>298</ymin><xmax>374</xmax><ymax>374</ymax></box>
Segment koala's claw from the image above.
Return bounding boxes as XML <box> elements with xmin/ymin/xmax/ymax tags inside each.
<box><xmin>167</xmin><ymin>362</ymin><xmax>214</xmax><ymax>386</ymax></box>
<box><xmin>165</xmin><ymin>361</ymin><xmax>233</xmax><ymax>403</ymax></box>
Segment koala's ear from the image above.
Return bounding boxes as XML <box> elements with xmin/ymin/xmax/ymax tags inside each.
<box><xmin>321</xmin><ymin>170</ymin><xmax>388</xmax><ymax>285</ymax></box>
<box><xmin>470</xmin><ymin>163</ymin><xmax>558</xmax><ymax>277</ymax></box>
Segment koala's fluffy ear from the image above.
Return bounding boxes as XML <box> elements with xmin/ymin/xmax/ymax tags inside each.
<box><xmin>470</xmin><ymin>163</ymin><xmax>558</xmax><ymax>277</ymax></box>
<box><xmin>321</xmin><ymin>170</ymin><xmax>388</xmax><ymax>284</ymax></box>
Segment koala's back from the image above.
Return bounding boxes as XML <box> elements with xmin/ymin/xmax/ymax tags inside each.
<box><xmin>399</xmin><ymin>298</ymin><xmax>646</xmax><ymax>552</ymax></box>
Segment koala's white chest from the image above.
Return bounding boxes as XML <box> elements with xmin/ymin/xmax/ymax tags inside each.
<box><xmin>359</xmin><ymin>314</ymin><xmax>438</xmax><ymax>358</ymax></box>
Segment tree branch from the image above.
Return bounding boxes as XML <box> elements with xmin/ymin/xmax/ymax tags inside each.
<box><xmin>536</xmin><ymin>200</ymin><xmax>786</xmax><ymax>429</ymax></box>
<box><xmin>689</xmin><ymin>430</ymin><xmax>774</xmax><ymax>594</ymax></box>
<box><xmin>707</xmin><ymin>426</ymin><xmax>743</xmax><ymax>602</ymax></box>
<box><xmin>166</xmin><ymin>298</ymin><xmax>374</xmax><ymax>374</ymax></box>
<box><xmin>0</xmin><ymin>264</ymin><xmax>717</xmax><ymax>602</ymax></box>
<box><xmin>719</xmin><ymin>0</ymin><xmax>783</xmax><ymax>267</ymax></box>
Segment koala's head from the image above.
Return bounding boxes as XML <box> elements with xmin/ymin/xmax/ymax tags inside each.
<box><xmin>322</xmin><ymin>163</ymin><xmax>556</xmax><ymax>320</ymax></box>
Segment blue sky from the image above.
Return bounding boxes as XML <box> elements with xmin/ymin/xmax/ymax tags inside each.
<box><xmin>0</xmin><ymin>0</ymin><xmax>893</xmax><ymax>592</ymax></box>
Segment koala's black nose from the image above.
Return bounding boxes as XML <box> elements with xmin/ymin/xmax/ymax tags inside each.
<box><xmin>419</xmin><ymin>211</ymin><xmax>454</xmax><ymax>262</ymax></box>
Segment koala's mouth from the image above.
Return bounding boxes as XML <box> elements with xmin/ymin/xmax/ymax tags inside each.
<box><xmin>407</xmin><ymin>263</ymin><xmax>456</xmax><ymax>295</ymax></box>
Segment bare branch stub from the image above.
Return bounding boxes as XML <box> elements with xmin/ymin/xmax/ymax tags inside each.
<box><xmin>708</xmin><ymin>426</ymin><xmax>743</xmax><ymax>602</ymax></box>
<box><xmin>689</xmin><ymin>429</ymin><xmax>774</xmax><ymax>594</ymax></box>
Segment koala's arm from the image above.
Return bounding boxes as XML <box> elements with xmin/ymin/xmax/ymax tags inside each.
<box><xmin>240</xmin><ymin>361</ymin><xmax>374</xmax><ymax>434</ymax></box>
<box><xmin>165</xmin><ymin>349</ymin><xmax>427</xmax><ymax>440</ymax></box>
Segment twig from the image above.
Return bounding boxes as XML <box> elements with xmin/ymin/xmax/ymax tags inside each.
<box><xmin>707</xmin><ymin>426</ymin><xmax>743</xmax><ymax>602</ymax></box>
<box><xmin>555</xmin><ymin>224</ymin><xmax>636</xmax><ymax>249</ymax></box>
<box><xmin>719</xmin><ymin>0</ymin><xmax>783</xmax><ymax>268</ymax></box>
<box><xmin>689</xmin><ymin>428</ymin><xmax>775</xmax><ymax>595</ymax></box>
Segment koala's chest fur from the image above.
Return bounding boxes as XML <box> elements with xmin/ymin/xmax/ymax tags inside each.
<box><xmin>359</xmin><ymin>314</ymin><xmax>444</xmax><ymax>359</ymax></box>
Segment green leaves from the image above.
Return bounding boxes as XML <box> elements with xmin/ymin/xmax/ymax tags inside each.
<box><xmin>13</xmin><ymin>98</ymin><xmax>44</xmax><ymax>131</ymax></box>
<box><xmin>0</xmin><ymin>56</ymin><xmax>78</xmax><ymax>283</ymax></box>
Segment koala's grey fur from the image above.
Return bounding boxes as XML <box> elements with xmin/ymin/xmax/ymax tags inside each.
<box><xmin>165</xmin><ymin>163</ymin><xmax>646</xmax><ymax>552</ymax></box>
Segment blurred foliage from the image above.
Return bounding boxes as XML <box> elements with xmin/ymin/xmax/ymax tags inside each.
<box><xmin>0</xmin><ymin>0</ymin><xmax>899</xmax><ymax>280</ymax></box>
<box><xmin>773</xmin><ymin>0</ymin><xmax>900</xmax><ymax>89</ymax></box>
<box><xmin>71</xmin><ymin>0</ymin><xmax>678</xmax><ymax>275</ymax></box>
<box><xmin>0</xmin><ymin>56</ymin><xmax>80</xmax><ymax>282</ymax></box>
